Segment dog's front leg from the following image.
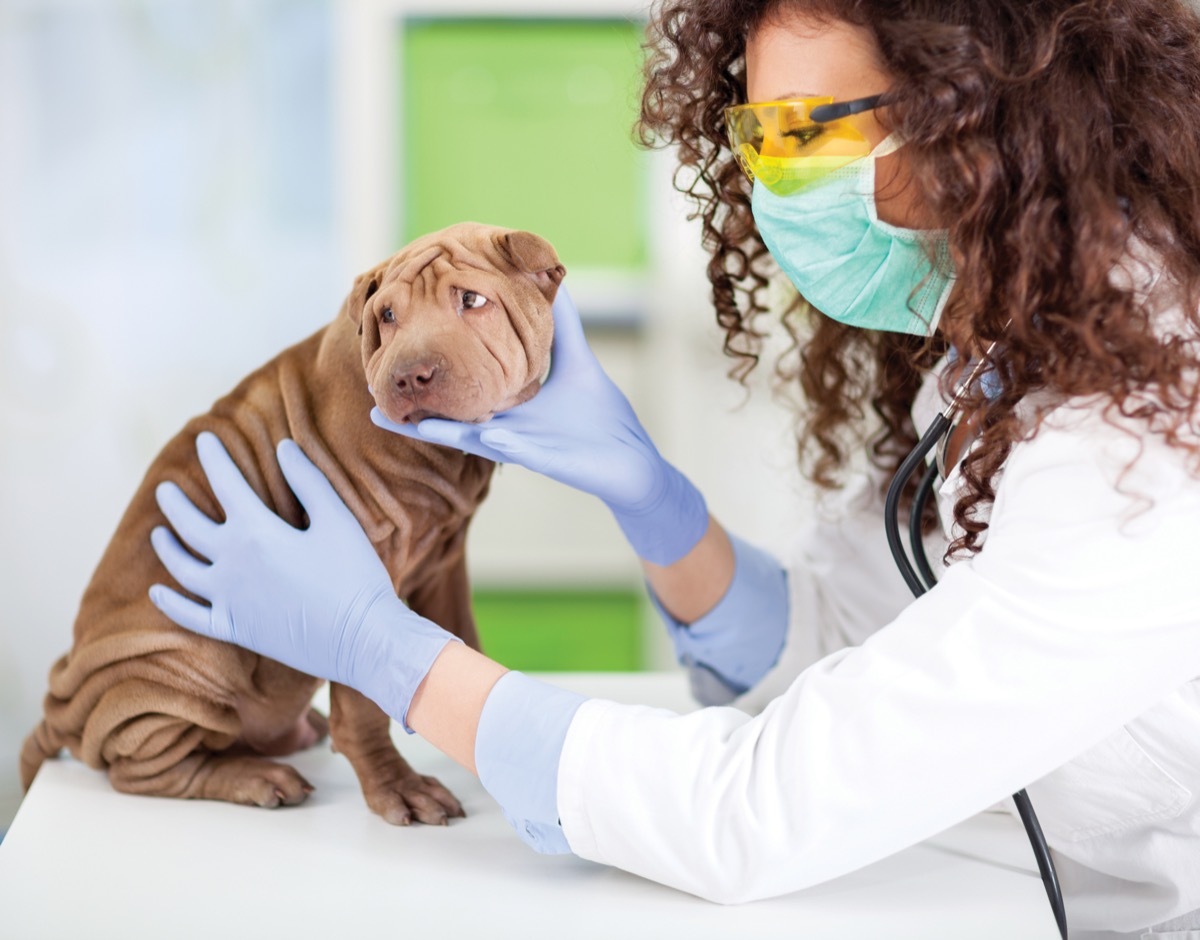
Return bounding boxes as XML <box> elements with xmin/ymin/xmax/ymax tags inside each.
<box><xmin>328</xmin><ymin>681</ymin><xmax>465</xmax><ymax>825</ymax></box>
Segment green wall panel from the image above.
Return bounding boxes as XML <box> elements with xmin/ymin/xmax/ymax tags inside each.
<box><xmin>472</xmin><ymin>589</ymin><xmax>643</xmax><ymax>672</ymax></box>
<box><xmin>401</xmin><ymin>19</ymin><xmax>647</xmax><ymax>270</ymax></box>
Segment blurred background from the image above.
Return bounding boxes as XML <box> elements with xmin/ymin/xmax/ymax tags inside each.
<box><xmin>0</xmin><ymin>0</ymin><xmax>812</xmax><ymax>836</ymax></box>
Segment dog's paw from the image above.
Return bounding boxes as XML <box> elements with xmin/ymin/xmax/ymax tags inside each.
<box><xmin>223</xmin><ymin>759</ymin><xmax>314</xmax><ymax>808</ymax></box>
<box><xmin>364</xmin><ymin>772</ymin><xmax>465</xmax><ymax>826</ymax></box>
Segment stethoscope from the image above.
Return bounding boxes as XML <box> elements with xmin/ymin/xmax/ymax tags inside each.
<box><xmin>883</xmin><ymin>346</ymin><xmax>1068</xmax><ymax>940</ymax></box>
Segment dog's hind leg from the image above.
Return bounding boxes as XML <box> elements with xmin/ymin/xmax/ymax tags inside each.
<box><xmin>88</xmin><ymin>679</ymin><xmax>313</xmax><ymax>808</ymax></box>
<box><xmin>109</xmin><ymin>747</ymin><xmax>314</xmax><ymax>808</ymax></box>
<box><xmin>329</xmin><ymin>681</ymin><xmax>464</xmax><ymax>825</ymax></box>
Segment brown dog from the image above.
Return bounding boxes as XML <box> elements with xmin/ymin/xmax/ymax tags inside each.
<box><xmin>20</xmin><ymin>222</ymin><xmax>562</xmax><ymax>824</ymax></box>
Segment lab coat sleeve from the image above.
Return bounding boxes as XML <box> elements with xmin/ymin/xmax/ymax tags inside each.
<box><xmin>555</xmin><ymin>406</ymin><xmax>1200</xmax><ymax>904</ymax></box>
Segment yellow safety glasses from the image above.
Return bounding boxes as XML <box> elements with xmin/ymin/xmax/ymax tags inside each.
<box><xmin>724</xmin><ymin>94</ymin><xmax>884</xmax><ymax>195</ymax></box>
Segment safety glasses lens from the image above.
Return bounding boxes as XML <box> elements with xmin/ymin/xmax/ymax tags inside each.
<box><xmin>725</xmin><ymin>99</ymin><xmax>875</xmax><ymax>195</ymax></box>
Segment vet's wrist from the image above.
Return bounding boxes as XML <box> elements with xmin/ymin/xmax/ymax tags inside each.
<box><xmin>347</xmin><ymin>599</ymin><xmax>460</xmax><ymax>730</ymax></box>
<box><xmin>409</xmin><ymin>641</ymin><xmax>510</xmax><ymax>773</ymax></box>
<box><xmin>609</xmin><ymin>462</ymin><xmax>708</xmax><ymax>566</ymax></box>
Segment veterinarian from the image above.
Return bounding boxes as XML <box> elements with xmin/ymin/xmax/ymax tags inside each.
<box><xmin>147</xmin><ymin>1</ymin><xmax>1200</xmax><ymax>937</ymax></box>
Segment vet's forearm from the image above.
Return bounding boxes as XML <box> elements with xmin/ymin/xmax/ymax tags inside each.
<box><xmin>407</xmin><ymin>642</ymin><xmax>508</xmax><ymax>774</ymax></box>
<box><xmin>641</xmin><ymin>514</ymin><xmax>735</xmax><ymax>624</ymax></box>
<box><xmin>406</xmin><ymin>516</ymin><xmax>734</xmax><ymax>770</ymax></box>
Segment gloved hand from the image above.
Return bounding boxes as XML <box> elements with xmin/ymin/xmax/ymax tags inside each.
<box><xmin>371</xmin><ymin>286</ymin><xmax>709</xmax><ymax>566</ymax></box>
<box><xmin>147</xmin><ymin>431</ymin><xmax>458</xmax><ymax>730</ymax></box>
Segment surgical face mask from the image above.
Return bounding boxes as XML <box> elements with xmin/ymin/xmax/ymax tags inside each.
<box><xmin>750</xmin><ymin>135</ymin><xmax>956</xmax><ymax>336</ymax></box>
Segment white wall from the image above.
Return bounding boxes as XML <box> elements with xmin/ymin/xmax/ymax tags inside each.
<box><xmin>0</xmin><ymin>0</ymin><xmax>812</xmax><ymax>835</ymax></box>
<box><xmin>0</xmin><ymin>0</ymin><xmax>342</xmax><ymax>833</ymax></box>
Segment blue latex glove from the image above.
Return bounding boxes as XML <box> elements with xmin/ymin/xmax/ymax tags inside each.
<box><xmin>371</xmin><ymin>286</ymin><xmax>708</xmax><ymax>566</ymax></box>
<box><xmin>147</xmin><ymin>431</ymin><xmax>458</xmax><ymax>731</ymax></box>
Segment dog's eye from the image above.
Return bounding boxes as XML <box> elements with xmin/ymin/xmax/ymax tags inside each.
<box><xmin>381</xmin><ymin>306</ymin><xmax>395</xmax><ymax>323</ymax></box>
<box><xmin>461</xmin><ymin>291</ymin><xmax>489</xmax><ymax>310</ymax></box>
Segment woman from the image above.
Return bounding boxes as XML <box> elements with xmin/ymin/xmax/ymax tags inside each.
<box><xmin>147</xmin><ymin>1</ymin><xmax>1200</xmax><ymax>936</ymax></box>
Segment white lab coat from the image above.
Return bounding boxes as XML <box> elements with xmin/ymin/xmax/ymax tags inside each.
<box><xmin>555</xmin><ymin>257</ymin><xmax>1200</xmax><ymax>938</ymax></box>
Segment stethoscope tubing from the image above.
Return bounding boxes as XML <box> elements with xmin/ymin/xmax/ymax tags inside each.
<box><xmin>884</xmin><ymin>410</ymin><xmax>950</xmax><ymax>596</ymax></box>
<box><xmin>909</xmin><ymin>458</ymin><xmax>941</xmax><ymax>592</ymax></box>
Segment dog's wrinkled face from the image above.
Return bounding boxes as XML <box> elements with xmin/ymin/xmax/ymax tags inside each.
<box><xmin>342</xmin><ymin>223</ymin><xmax>563</xmax><ymax>425</ymax></box>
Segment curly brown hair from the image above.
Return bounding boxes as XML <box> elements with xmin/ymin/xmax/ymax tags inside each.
<box><xmin>637</xmin><ymin>0</ymin><xmax>1200</xmax><ymax>554</ymax></box>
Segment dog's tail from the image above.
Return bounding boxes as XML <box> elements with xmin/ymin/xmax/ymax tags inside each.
<box><xmin>20</xmin><ymin>720</ymin><xmax>65</xmax><ymax>791</ymax></box>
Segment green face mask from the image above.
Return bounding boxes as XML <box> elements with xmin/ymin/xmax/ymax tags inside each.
<box><xmin>749</xmin><ymin>135</ymin><xmax>956</xmax><ymax>336</ymax></box>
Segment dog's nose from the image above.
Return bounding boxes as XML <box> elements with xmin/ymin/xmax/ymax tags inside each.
<box><xmin>394</xmin><ymin>360</ymin><xmax>439</xmax><ymax>394</ymax></box>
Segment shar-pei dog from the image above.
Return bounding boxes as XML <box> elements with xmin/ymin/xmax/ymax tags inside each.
<box><xmin>20</xmin><ymin>222</ymin><xmax>562</xmax><ymax>825</ymax></box>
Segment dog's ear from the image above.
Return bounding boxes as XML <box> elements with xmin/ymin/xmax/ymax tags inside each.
<box><xmin>494</xmin><ymin>230</ymin><xmax>566</xmax><ymax>302</ymax></box>
<box><xmin>339</xmin><ymin>259</ymin><xmax>390</xmax><ymax>335</ymax></box>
